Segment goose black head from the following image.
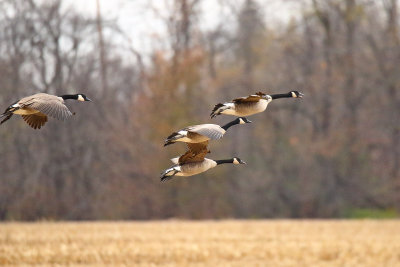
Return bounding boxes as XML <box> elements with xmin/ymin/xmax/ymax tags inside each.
<box><xmin>290</xmin><ymin>91</ymin><xmax>304</xmax><ymax>98</ymax></box>
<box><xmin>77</xmin><ymin>94</ymin><xmax>92</xmax><ymax>102</ymax></box>
<box><xmin>233</xmin><ymin>157</ymin><xmax>246</xmax><ymax>165</ymax></box>
<box><xmin>238</xmin><ymin>117</ymin><xmax>252</xmax><ymax>124</ymax></box>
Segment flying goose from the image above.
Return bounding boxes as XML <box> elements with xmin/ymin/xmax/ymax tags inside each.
<box><xmin>0</xmin><ymin>93</ymin><xmax>91</xmax><ymax>129</ymax></box>
<box><xmin>164</xmin><ymin>117</ymin><xmax>252</xmax><ymax>146</ymax></box>
<box><xmin>210</xmin><ymin>91</ymin><xmax>304</xmax><ymax>118</ymax></box>
<box><xmin>161</xmin><ymin>141</ymin><xmax>246</xmax><ymax>181</ymax></box>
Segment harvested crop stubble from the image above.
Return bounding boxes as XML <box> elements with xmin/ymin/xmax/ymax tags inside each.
<box><xmin>0</xmin><ymin>220</ymin><xmax>399</xmax><ymax>266</ymax></box>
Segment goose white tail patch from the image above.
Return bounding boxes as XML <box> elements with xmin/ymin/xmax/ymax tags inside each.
<box><xmin>170</xmin><ymin>157</ymin><xmax>179</xmax><ymax>164</ymax></box>
<box><xmin>178</xmin><ymin>130</ymin><xmax>188</xmax><ymax>136</ymax></box>
<box><xmin>220</xmin><ymin>103</ymin><xmax>236</xmax><ymax>115</ymax></box>
<box><xmin>12</xmin><ymin>103</ymin><xmax>20</xmax><ymax>108</ymax></box>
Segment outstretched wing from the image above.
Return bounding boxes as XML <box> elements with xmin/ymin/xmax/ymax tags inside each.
<box><xmin>170</xmin><ymin>141</ymin><xmax>209</xmax><ymax>164</ymax></box>
<box><xmin>178</xmin><ymin>150</ymin><xmax>195</xmax><ymax>164</ymax></box>
<box><xmin>186</xmin><ymin>141</ymin><xmax>209</xmax><ymax>154</ymax></box>
<box><xmin>233</xmin><ymin>92</ymin><xmax>265</xmax><ymax>103</ymax></box>
<box><xmin>21</xmin><ymin>113</ymin><xmax>48</xmax><ymax>129</ymax></box>
<box><xmin>179</xmin><ymin>150</ymin><xmax>208</xmax><ymax>164</ymax></box>
<box><xmin>187</xmin><ymin>124</ymin><xmax>224</xmax><ymax>140</ymax></box>
<box><xmin>178</xmin><ymin>147</ymin><xmax>208</xmax><ymax>164</ymax></box>
<box><xmin>20</xmin><ymin>94</ymin><xmax>73</xmax><ymax>121</ymax></box>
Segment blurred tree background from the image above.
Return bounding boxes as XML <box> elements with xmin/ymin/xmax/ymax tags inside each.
<box><xmin>0</xmin><ymin>0</ymin><xmax>398</xmax><ymax>220</ymax></box>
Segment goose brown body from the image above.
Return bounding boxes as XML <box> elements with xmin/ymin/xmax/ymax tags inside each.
<box><xmin>210</xmin><ymin>91</ymin><xmax>304</xmax><ymax>118</ymax></box>
<box><xmin>176</xmin><ymin>158</ymin><xmax>218</xmax><ymax>177</ymax></box>
<box><xmin>225</xmin><ymin>99</ymin><xmax>270</xmax><ymax>117</ymax></box>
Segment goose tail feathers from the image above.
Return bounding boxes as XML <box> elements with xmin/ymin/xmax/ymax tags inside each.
<box><xmin>210</xmin><ymin>103</ymin><xmax>231</xmax><ymax>118</ymax></box>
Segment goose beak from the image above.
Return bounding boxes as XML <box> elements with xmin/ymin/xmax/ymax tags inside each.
<box><xmin>241</xmin><ymin>161</ymin><xmax>246</xmax><ymax>165</ymax></box>
<box><xmin>86</xmin><ymin>98</ymin><xmax>92</xmax><ymax>102</ymax></box>
<box><xmin>298</xmin><ymin>92</ymin><xmax>304</xmax><ymax>98</ymax></box>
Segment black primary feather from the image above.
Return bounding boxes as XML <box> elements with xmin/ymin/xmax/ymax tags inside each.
<box><xmin>0</xmin><ymin>113</ymin><xmax>13</xmax><ymax>125</ymax></box>
<box><xmin>0</xmin><ymin>103</ymin><xmax>18</xmax><ymax>125</ymax></box>
<box><xmin>164</xmin><ymin>131</ymin><xmax>186</xmax><ymax>146</ymax></box>
<box><xmin>160</xmin><ymin>168</ymin><xmax>178</xmax><ymax>181</ymax></box>
<box><xmin>210</xmin><ymin>103</ymin><xmax>224</xmax><ymax>118</ymax></box>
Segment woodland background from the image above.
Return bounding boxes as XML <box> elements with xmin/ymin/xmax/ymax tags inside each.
<box><xmin>0</xmin><ymin>0</ymin><xmax>399</xmax><ymax>220</ymax></box>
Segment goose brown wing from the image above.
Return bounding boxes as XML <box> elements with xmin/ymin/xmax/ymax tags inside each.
<box><xmin>186</xmin><ymin>141</ymin><xmax>209</xmax><ymax>154</ymax></box>
<box><xmin>233</xmin><ymin>92</ymin><xmax>265</xmax><ymax>103</ymax></box>
<box><xmin>171</xmin><ymin>142</ymin><xmax>209</xmax><ymax>165</ymax></box>
<box><xmin>23</xmin><ymin>95</ymin><xmax>73</xmax><ymax>121</ymax></box>
<box><xmin>178</xmin><ymin>149</ymin><xmax>208</xmax><ymax>164</ymax></box>
<box><xmin>178</xmin><ymin>150</ymin><xmax>195</xmax><ymax>164</ymax></box>
<box><xmin>187</xmin><ymin>150</ymin><xmax>208</xmax><ymax>163</ymax></box>
<box><xmin>21</xmin><ymin>113</ymin><xmax>48</xmax><ymax>129</ymax></box>
<box><xmin>187</xmin><ymin>124</ymin><xmax>224</xmax><ymax>140</ymax></box>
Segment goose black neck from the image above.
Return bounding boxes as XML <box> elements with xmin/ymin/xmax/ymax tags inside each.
<box><xmin>221</xmin><ymin>119</ymin><xmax>239</xmax><ymax>131</ymax></box>
<box><xmin>215</xmin><ymin>159</ymin><xmax>233</xmax><ymax>165</ymax></box>
<box><xmin>270</xmin><ymin>93</ymin><xmax>291</xmax><ymax>100</ymax></box>
<box><xmin>60</xmin><ymin>94</ymin><xmax>78</xmax><ymax>100</ymax></box>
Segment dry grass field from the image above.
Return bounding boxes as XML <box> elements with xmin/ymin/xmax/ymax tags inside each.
<box><xmin>0</xmin><ymin>220</ymin><xmax>399</xmax><ymax>266</ymax></box>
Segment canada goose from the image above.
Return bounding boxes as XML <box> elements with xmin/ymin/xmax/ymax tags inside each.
<box><xmin>161</xmin><ymin>141</ymin><xmax>246</xmax><ymax>181</ymax></box>
<box><xmin>210</xmin><ymin>91</ymin><xmax>304</xmax><ymax>118</ymax></box>
<box><xmin>0</xmin><ymin>93</ymin><xmax>91</xmax><ymax>129</ymax></box>
<box><xmin>164</xmin><ymin>117</ymin><xmax>252</xmax><ymax>146</ymax></box>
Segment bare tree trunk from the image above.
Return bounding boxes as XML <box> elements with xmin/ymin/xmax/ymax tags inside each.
<box><xmin>312</xmin><ymin>0</ymin><xmax>333</xmax><ymax>134</ymax></box>
<box><xmin>96</xmin><ymin>0</ymin><xmax>108</xmax><ymax>96</ymax></box>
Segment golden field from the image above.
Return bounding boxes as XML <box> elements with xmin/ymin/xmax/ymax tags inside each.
<box><xmin>0</xmin><ymin>220</ymin><xmax>399</xmax><ymax>267</ymax></box>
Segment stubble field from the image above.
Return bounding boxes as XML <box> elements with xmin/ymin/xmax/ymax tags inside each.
<box><xmin>0</xmin><ymin>220</ymin><xmax>399</xmax><ymax>266</ymax></box>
